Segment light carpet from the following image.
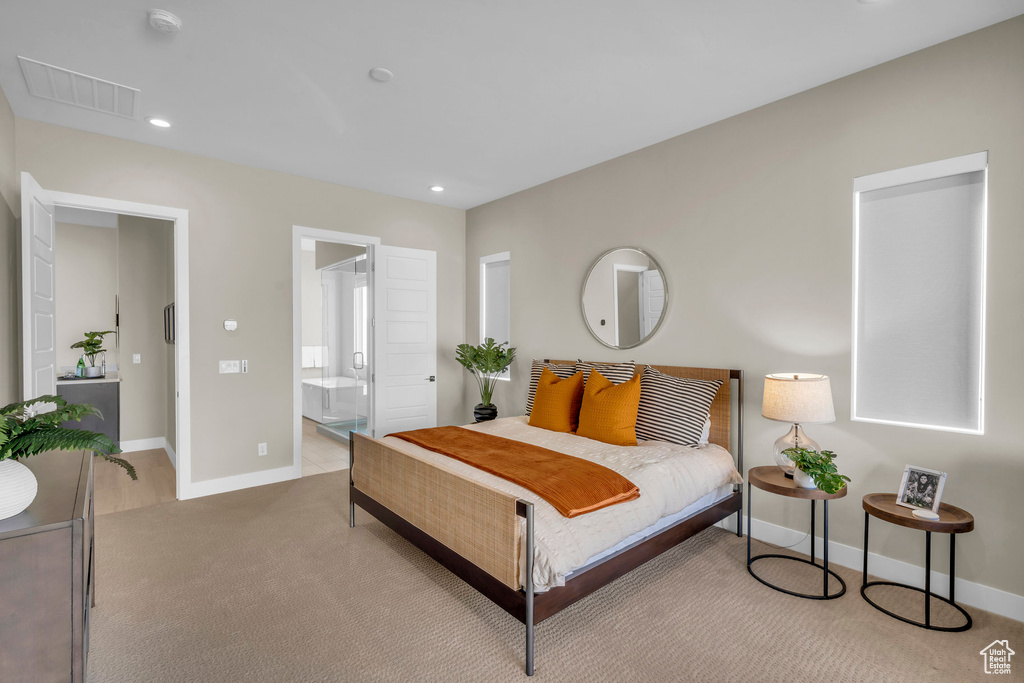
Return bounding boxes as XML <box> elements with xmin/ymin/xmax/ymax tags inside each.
<box><xmin>89</xmin><ymin>472</ymin><xmax>1022</xmax><ymax>682</ymax></box>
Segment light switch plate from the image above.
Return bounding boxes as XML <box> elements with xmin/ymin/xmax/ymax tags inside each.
<box><xmin>219</xmin><ymin>360</ymin><xmax>241</xmax><ymax>374</ymax></box>
<box><xmin>133</xmin><ymin>354</ymin><xmax>141</xmax><ymax>364</ymax></box>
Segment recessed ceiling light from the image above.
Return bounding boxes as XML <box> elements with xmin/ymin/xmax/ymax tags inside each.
<box><xmin>146</xmin><ymin>117</ymin><xmax>171</xmax><ymax>128</ymax></box>
<box><xmin>856</xmin><ymin>0</ymin><xmax>885</xmax><ymax>4</ymax></box>
<box><xmin>369</xmin><ymin>67</ymin><xmax>394</xmax><ymax>83</ymax></box>
<box><xmin>429</xmin><ymin>185</ymin><xmax>444</xmax><ymax>192</ymax></box>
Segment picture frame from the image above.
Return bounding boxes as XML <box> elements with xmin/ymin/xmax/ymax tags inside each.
<box><xmin>896</xmin><ymin>465</ymin><xmax>946</xmax><ymax>515</ymax></box>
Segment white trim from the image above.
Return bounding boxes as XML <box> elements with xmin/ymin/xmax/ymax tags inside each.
<box><xmin>479</xmin><ymin>251</ymin><xmax>511</xmax><ymax>345</ymax></box>
<box><xmin>120</xmin><ymin>437</ymin><xmax>167</xmax><ymax>452</ymax></box>
<box><xmin>292</xmin><ymin>226</ymin><xmax>380</xmax><ymax>478</ymax></box>
<box><xmin>717</xmin><ymin>515</ymin><xmax>1024</xmax><ymax>623</ymax></box>
<box><xmin>185</xmin><ymin>465</ymin><xmax>297</xmax><ymax>499</ymax></box>
<box><xmin>22</xmin><ymin>176</ymin><xmax>192</xmax><ymax>501</ymax></box>
<box><xmin>853</xmin><ymin>150</ymin><xmax>987</xmax><ymax>193</ymax></box>
<box><xmin>164</xmin><ymin>441</ymin><xmax>176</xmax><ymax>468</ymax></box>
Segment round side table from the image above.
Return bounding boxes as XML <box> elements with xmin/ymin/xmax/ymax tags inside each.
<box><xmin>861</xmin><ymin>493</ymin><xmax>974</xmax><ymax>632</ymax></box>
<box><xmin>747</xmin><ymin>466</ymin><xmax>848</xmax><ymax>600</ymax></box>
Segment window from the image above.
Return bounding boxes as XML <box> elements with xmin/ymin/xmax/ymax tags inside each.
<box><xmin>480</xmin><ymin>251</ymin><xmax>511</xmax><ymax>346</ymax></box>
<box><xmin>852</xmin><ymin>151</ymin><xmax>987</xmax><ymax>434</ymax></box>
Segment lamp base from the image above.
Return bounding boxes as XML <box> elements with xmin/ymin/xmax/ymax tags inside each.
<box><xmin>773</xmin><ymin>424</ymin><xmax>820</xmax><ymax>476</ymax></box>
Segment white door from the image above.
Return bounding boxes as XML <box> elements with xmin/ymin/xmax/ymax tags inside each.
<box><xmin>639</xmin><ymin>268</ymin><xmax>664</xmax><ymax>338</ymax></box>
<box><xmin>21</xmin><ymin>172</ymin><xmax>57</xmax><ymax>399</ymax></box>
<box><xmin>371</xmin><ymin>245</ymin><xmax>437</xmax><ymax>437</ymax></box>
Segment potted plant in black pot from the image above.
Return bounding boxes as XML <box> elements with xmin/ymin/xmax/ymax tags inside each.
<box><xmin>71</xmin><ymin>330</ymin><xmax>115</xmax><ymax>378</ymax></box>
<box><xmin>0</xmin><ymin>395</ymin><xmax>135</xmax><ymax>521</ymax></box>
<box><xmin>456</xmin><ymin>338</ymin><xmax>516</xmax><ymax>422</ymax></box>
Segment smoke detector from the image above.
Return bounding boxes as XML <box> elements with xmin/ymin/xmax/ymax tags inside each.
<box><xmin>148</xmin><ymin>9</ymin><xmax>182</xmax><ymax>34</ymax></box>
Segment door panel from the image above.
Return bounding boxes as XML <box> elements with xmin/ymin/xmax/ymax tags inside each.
<box><xmin>640</xmin><ymin>269</ymin><xmax>664</xmax><ymax>338</ymax></box>
<box><xmin>372</xmin><ymin>246</ymin><xmax>437</xmax><ymax>437</ymax></box>
<box><xmin>21</xmin><ymin>173</ymin><xmax>57</xmax><ymax>399</ymax></box>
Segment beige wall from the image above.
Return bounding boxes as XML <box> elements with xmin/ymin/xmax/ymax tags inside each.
<box><xmin>466</xmin><ymin>17</ymin><xmax>1024</xmax><ymax>596</ymax></box>
<box><xmin>0</xmin><ymin>84</ymin><xmax>17</xmax><ymax>405</ymax></box>
<box><xmin>117</xmin><ymin>215</ymin><xmax>172</xmax><ymax>442</ymax></box>
<box><xmin>15</xmin><ymin>119</ymin><xmax>466</xmax><ymax>483</ymax></box>
<box><xmin>54</xmin><ymin>222</ymin><xmax>118</xmax><ymax>371</ymax></box>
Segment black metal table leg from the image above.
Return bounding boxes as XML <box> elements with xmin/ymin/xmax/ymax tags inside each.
<box><xmin>925</xmin><ymin>531</ymin><xmax>932</xmax><ymax>627</ymax></box>
<box><xmin>862</xmin><ymin>511</ymin><xmax>869</xmax><ymax>588</ymax></box>
<box><xmin>823</xmin><ymin>500</ymin><xmax>830</xmax><ymax>598</ymax></box>
<box><xmin>949</xmin><ymin>534</ymin><xmax>956</xmax><ymax>605</ymax></box>
<box><xmin>747</xmin><ymin>486</ymin><xmax>846</xmax><ymax>600</ymax></box>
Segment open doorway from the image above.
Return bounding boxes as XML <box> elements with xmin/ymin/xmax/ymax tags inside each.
<box><xmin>292</xmin><ymin>227</ymin><xmax>379</xmax><ymax>477</ymax></box>
<box><xmin>21</xmin><ymin>172</ymin><xmax>192</xmax><ymax>500</ymax></box>
<box><xmin>53</xmin><ymin>211</ymin><xmax>177</xmax><ymax>514</ymax></box>
<box><xmin>298</xmin><ymin>238</ymin><xmax>370</xmax><ymax>475</ymax></box>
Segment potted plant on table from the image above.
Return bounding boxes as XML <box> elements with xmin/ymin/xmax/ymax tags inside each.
<box><xmin>0</xmin><ymin>395</ymin><xmax>135</xmax><ymax>521</ymax></box>
<box><xmin>456</xmin><ymin>338</ymin><xmax>517</xmax><ymax>422</ymax></box>
<box><xmin>71</xmin><ymin>330</ymin><xmax>115</xmax><ymax>378</ymax></box>
<box><xmin>782</xmin><ymin>447</ymin><xmax>850</xmax><ymax>494</ymax></box>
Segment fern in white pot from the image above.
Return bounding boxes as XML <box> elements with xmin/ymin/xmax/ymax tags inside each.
<box><xmin>0</xmin><ymin>395</ymin><xmax>134</xmax><ymax>520</ymax></box>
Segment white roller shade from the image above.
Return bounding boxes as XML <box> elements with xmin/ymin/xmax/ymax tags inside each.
<box><xmin>852</xmin><ymin>153</ymin><xmax>987</xmax><ymax>434</ymax></box>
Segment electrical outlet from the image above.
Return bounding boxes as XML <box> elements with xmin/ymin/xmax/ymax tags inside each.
<box><xmin>257</xmin><ymin>442</ymin><xmax>268</xmax><ymax>456</ymax></box>
<box><xmin>219</xmin><ymin>360</ymin><xmax>241</xmax><ymax>374</ymax></box>
<box><xmin>133</xmin><ymin>354</ymin><xmax>141</xmax><ymax>364</ymax></box>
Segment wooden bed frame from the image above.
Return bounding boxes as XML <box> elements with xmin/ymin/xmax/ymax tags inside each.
<box><xmin>348</xmin><ymin>362</ymin><xmax>744</xmax><ymax>675</ymax></box>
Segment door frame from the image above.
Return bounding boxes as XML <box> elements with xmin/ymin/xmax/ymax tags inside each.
<box><xmin>21</xmin><ymin>176</ymin><xmax>192</xmax><ymax>500</ymax></box>
<box><xmin>291</xmin><ymin>226</ymin><xmax>379</xmax><ymax>477</ymax></box>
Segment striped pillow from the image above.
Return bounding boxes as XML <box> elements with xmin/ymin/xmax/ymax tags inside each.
<box><xmin>527</xmin><ymin>360</ymin><xmax>577</xmax><ymax>415</ymax></box>
<box><xmin>635</xmin><ymin>365</ymin><xmax>723</xmax><ymax>447</ymax></box>
<box><xmin>575</xmin><ymin>360</ymin><xmax>636</xmax><ymax>386</ymax></box>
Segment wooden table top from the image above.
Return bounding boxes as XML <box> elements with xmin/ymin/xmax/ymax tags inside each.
<box><xmin>748</xmin><ymin>465</ymin><xmax>848</xmax><ymax>500</ymax></box>
<box><xmin>862</xmin><ymin>493</ymin><xmax>974</xmax><ymax>534</ymax></box>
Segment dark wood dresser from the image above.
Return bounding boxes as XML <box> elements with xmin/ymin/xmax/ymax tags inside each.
<box><xmin>0</xmin><ymin>451</ymin><xmax>94</xmax><ymax>682</ymax></box>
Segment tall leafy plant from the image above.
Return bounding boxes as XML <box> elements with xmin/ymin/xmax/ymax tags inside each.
<box><xmin>71</xmin><ymin>330</ymin><xmax>116</xmax><ymax>367</ymax></box>
<box><xmin>456</xmin><ymin>338</ymin><xmax>517</xmax><ymax>407</ymax></box>
<box><xmin>0</xmin><ymin>396</ymin><xmax>136</xmax><ymax>479</ymax></box>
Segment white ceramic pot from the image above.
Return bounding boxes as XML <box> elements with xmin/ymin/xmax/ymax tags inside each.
<box><xmin>84</xmin><ymin>365</ymin><xmax>102</xmax><ymax>378</ymax></box>
<box><xmin>0</xmin><ymin>459</ymin><xmax>38</xmax><ymax>520</ymax></box>
<box><xmin>793</xmin><ymin>468</ymin><xmax>818</xmax><ymax>489</ymax></box>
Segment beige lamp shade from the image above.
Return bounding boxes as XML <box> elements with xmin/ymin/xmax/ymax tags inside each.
<box><xmin>762</xmin><ymin>373</ymin><xmax>836</xmax><ymax>424</ymax></box>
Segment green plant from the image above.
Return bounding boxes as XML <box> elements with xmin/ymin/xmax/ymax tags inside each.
<box><xmin>0</xmin><ymin>396</ymin><xmax>136</xmax><ymax>479</ymax></box>
<box><xmin>783</xmin><ymin>447</ymin><xmax>849</xmax><ymax>494</ymax></box>
<box><xmin>70</xmin><ymin>330</ymin><xmax>116</xmax><ymax>367</ymax></box>
<box><xmin>456</xmin><ymin>338</ymin><xmax>517</xmax><ymax>406</ymax></box>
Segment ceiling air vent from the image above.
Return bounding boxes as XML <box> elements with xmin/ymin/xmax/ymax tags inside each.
<box><xmin>18</xmin><ymin>56</ymin><xmax>140</xmax><ymax>119</ymax></box>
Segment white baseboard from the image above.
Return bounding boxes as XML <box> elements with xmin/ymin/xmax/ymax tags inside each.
<box><xmin>717</xmin><ymin>515</ymin><xmax>1024</xmax><ymax>623</ymax></box>
<box><xmin>183</xmin><ymin>465</ymin><xmax>298</xmax><ymax>500</ymax></box>
<box><xmin>164</xmin><ymin>442</ymin><xmax>176</xmax><ymax>469</ymax></box>
<box><xmin>120</xmin><ymin>437</ymin><xmax>167</xmax><ymax>453</ymax></box>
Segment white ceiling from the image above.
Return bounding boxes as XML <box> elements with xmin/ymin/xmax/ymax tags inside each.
<box><xmin>1</xmin><ymin>1</ymin><xmax>1021</xmax><ymax>210</ymax></box>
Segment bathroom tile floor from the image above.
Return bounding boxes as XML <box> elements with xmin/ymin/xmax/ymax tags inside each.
<box><xmin>302</xmin><ymin>417</ymin><xmax>348</xmax><ymax>476</ymax></box>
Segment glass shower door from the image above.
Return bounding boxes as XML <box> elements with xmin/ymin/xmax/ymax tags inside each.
<box><xmin>319</xmin><ymin>255</ymin><xmax>369</xmax><ymax>443</ymax></box>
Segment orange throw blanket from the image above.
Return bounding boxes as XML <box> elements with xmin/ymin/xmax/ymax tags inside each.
<box><xmin>390</xmin><ymin>426</ymin><xmax>640</xmax><ymax>518</ymax></box>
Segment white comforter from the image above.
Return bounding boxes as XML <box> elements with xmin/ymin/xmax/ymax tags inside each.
<box><xmin>380</xmin><ymin>416</ymin><xmax>742</xmax><ymax>591</ymax></box>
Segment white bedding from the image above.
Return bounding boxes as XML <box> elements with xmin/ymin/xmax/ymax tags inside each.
<box><xmin>380</xmin><ymin>416</ymin><xmax>742</xmax><ymax>591</ymax></box>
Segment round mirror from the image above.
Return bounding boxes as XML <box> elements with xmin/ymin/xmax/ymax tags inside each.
<box><xmin>581</xmin><ymin>247</ymin><xmax>668</xmax><ymax>349</ymax></box>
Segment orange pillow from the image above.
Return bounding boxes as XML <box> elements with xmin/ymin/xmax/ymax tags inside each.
<box><xmin>576</xmin><ymin>369</ymin><xmax>642</xmax><ymax>446</ymax></box>
<box><xmin>528</xmin><ymin>368</ymin><xmax>585</xmax><ymax>433</ymax></box>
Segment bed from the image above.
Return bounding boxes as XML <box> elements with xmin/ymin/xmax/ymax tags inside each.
<box><xmin>348</xmin><ymin>362</ymin><xmax>744</xmax><ymax>675</ymax></box>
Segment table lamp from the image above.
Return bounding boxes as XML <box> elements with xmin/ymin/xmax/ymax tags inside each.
<box><xmin>762</xmin><ymin>373</ymin><xmax>836</xmax><ymax>477</ymax></box>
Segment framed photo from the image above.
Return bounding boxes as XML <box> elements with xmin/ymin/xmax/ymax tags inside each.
<box><xmin>897</xmin><ymin>465</ymin><xmax>946</xmax><ymax>515</ymax></box>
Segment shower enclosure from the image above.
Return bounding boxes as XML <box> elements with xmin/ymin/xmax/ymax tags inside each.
<box><xmin>316</xmin><ymin>254</ymin><xmax>370</xmax><ymax>444</ymax></box>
